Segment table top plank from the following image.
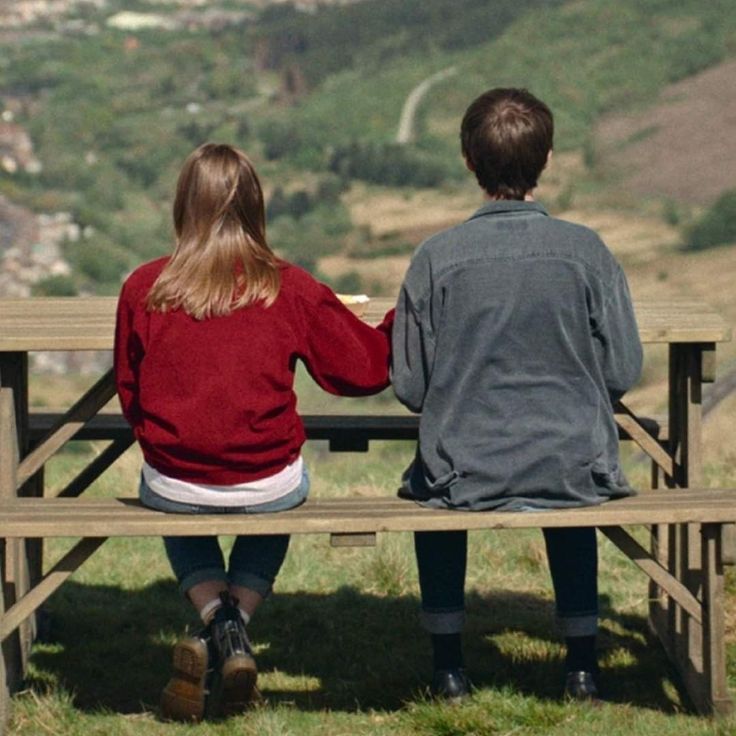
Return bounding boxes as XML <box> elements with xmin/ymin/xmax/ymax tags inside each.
<box><xmin>0</xmin><ymin>296</ymin><xmax>731</xmax><ymax>351</ymax></box>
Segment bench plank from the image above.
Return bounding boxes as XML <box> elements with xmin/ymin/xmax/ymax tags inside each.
<box><xmin>2</xmin><ymin>490</ymin><xmax>736</xmax><ymax>539</ymax></box>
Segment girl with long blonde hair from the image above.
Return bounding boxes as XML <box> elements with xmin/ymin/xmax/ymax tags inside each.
<box><xmin>115</xmin><ymin>143</ymin><xmax>392</xmax><ymax>721</ymax></box>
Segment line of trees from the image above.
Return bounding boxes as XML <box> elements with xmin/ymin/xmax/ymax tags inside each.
<box><xmin>685</xmin><ymin>190</ymin><xmax>736</xmax><ymax>251</ymax></box>
<box><xmin>254</xmin><ymin>0</ymin><xmax>564</xmax><ymax>88</ymax></box>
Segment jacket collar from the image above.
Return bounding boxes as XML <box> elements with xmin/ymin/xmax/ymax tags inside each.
<box><xmin>467</xmin><ymin>199</ymin><xmax>549</xmax><ymax>221</ymax></box>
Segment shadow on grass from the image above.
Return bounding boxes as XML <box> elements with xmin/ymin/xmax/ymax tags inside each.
<box><xmin>25</xmin><ymin>580</ymin><xmax>689</xmax><ymax>717</ymax></box>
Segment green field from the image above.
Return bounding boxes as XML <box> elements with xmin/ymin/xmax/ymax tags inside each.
<box><xmin>283</xmin><ymin>0</ymin><xmax>736</xmax><ymax>153</ymax></box>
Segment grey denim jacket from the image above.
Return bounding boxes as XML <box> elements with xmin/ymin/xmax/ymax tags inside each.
<box><xmin>391</xmin><ymin>200</ymin><xmax>643</xmax><ymax>511</ymax></box>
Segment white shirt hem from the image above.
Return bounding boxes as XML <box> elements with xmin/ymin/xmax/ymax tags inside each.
<box><xmin>142</xmin><ymin>457</ymin><xmax>303</xmax><ymax>507</ymax></box>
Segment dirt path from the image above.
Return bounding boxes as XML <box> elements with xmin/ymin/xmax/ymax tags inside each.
<box><xmin>396</xmin><ymin>66</ymin><xmax>457</xmax><ymax>144</ymax></box>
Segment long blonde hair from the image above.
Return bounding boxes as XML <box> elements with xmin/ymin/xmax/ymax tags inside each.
<box><xmin>147</xmin><ymin>143</ymin><xmax>281</xmax><ymax>319</ymax></box>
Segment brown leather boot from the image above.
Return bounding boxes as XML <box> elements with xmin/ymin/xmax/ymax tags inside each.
<box><xmin>160</xmin><ymin>630</ymin><xmax>213</xmax><ymax>722</ymax></box>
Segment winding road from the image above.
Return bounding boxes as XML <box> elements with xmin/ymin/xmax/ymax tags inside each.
<box><xmin>396</xmin><ymin>66</ymin><xmax>457</xmax><ymax>144</ymax></box>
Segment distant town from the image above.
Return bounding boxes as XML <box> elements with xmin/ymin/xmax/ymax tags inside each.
<box><xmin>0</xmin><ymin>0</ymin><xmax>362</xmax><ymax>301</ymax></box>
<box><xmin>0</xmin><ymin>0</ymin><xmax>364</xmax><ymax>31</ymax></box>
<box><xmin>0</xmin><ymin>0</ymin><xmax>367</xmax><ymax>373</ymax></box>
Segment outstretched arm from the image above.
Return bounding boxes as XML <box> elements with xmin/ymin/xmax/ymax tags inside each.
<box><xmin>300</xmin><ymin>284</ymin><xmax>393</xmax><ymax>396</ymax></box>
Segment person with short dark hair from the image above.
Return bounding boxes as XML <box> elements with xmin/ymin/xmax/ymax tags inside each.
<box><xmin>392</xmin><ymin>88</ymin><xmax>642</xmax><ymax>701</ymax></box>
<box><xmin>460</xmin><ymin>87</ymin><xmax>553</xmax><ymax>200</ymax></box>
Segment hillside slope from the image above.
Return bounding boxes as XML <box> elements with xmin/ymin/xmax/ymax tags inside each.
<box><xmin>595</xmin><ymin>59</ymin><xmax>736</xmax><ymax>206</ymax></box>
<box><xmin>2</xmin><ymin>0</ymin><xmax>736</xmax><ymax>298</ymax></box>
<box><xmin>286</xmin><ymin>0</ymin><xmax>736</xmax><ymax>155</ymax></box>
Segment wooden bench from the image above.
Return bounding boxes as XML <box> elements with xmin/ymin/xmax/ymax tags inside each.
<box><xmin>0</xmin><ymin>295</ymin><xmax>733</xmax><ymax>727</ymax></box>
<box><xmin>1</xmin><ymin>390</ymin><xmax>734</xmax><ymax>719</ymax></box>
<box><xmin>1</xmin><ymin>489</ymin><xmax>736</xmax><ymax>719</ymax></box>
<box><xmin>2</xmin><ymin>391</ymin><xmax>732</xmax><ymax>720</ymax></box>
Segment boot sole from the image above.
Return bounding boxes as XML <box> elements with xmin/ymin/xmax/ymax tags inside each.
<box><xmin>220</xmin><ymin>653</ymin><xmax>258</xmax><ymax>716</ymax></box>
<box><xmin>160</xmin><ymin>637</ymin><xmax>209</xmax><ymax>722</ymax></box>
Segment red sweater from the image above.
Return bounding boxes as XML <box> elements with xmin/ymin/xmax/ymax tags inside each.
<box><xmin>114</xmin><ymin>257</ymin><xmax>393</xmax><ymax>484</ymax></box>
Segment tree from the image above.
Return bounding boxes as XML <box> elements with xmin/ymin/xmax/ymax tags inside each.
<box><xmin>686</xmin><ymin>190</ymin><xmax>736</xmax><ymax>251</ymax></box>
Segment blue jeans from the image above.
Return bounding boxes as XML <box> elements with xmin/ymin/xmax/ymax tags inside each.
<box><xmin>139</xmin><ymin>468</ymin><xmax>310</xmax><ymax>596</ymax></box>
<box><xmin>415</xmin><ymin>526</ymin><xmax>598</xmax><ymax>637</ymax></box>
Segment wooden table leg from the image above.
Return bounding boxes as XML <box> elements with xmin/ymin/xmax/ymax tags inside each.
<box><xmin>649</xmin><ymin>456</ymin><xmax>669</xmax><ymax>645</ymax></box>
<box><xmin>0</xmin><ymin>353</ymin><xmax>46</xmax><ymax>695</ymax></box>
<box><xmin>701</xmin><ymin>523</ymin><xmax>733</xmax><ymax>715</ymax></box>
<box><xmin>0</xmin><ymin>356</ymin><xmax>43</xmax><ymax>596</ymax></box>
<box><xmin>649</xmin><ymin>345</ymin><xmax>691</xmax><ymax>693</ymax></box>
<box><xmin>678</xmin><ymin>343</ymin><xmax>704</xmax><ymax>702</ymax></box>
<box><xmin>0</xmin><ymin>540</ymin><xmax>13</xmax><ymax>736</ymax></box>
<box><xmin>651</xmin><ymin>343</ymin><xmax>732</xmax><ymax>714</ymax></box>
<box><xmin>0</xmin><ymin>390</ymin><xmax>21</xmax><ymax>731</ymax></box>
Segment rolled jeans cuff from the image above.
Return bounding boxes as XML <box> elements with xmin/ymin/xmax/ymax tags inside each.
<box><xmin>420</xmin><ymin>609</ymin><xmax>466</xmax><ymax>635</ymax></box>
<box><xmin>179</xmin><ymin>566</ymin><xmax>228</xmax><ymax>596</ymax></box>
<box><xmin>557</xmin><ymin>614</ymin><xmax>598</xmax><ymax>638</ymax></box>
<box><xmin>229</xmin><ymin>571</ymin><xmax>275</xmax><ymax>599</ymax></box>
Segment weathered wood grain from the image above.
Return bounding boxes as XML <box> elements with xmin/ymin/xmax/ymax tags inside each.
<box><xmin>17</xmin><ymin>370</ymin><xmax>116</xmax><ymax>486</ymax></box>
<box><xmin>2</xmin><ymin>490</ymin><xmax>736</xmax><ymax>539</ymax></box>
<box><xmin>0</xmin><ymin>297</ymin><xmax>731</xmax><ymax>350</ymax></box>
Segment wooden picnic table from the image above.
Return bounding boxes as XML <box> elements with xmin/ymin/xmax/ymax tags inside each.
<box><xmin>0</xmin><ymin>295</ymin><xmax>733</xmax><ymax>720</ymax></box>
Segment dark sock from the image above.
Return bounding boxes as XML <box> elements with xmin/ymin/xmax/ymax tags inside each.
<box><xmin>431</xmin><ymin>633</ymin><xmax>463</xmax><ymax>671</ymax></box>
<box><xmin>565</xmin><ymin>635</ymin><xmax>597</xmax><ymax>673</ymax></box>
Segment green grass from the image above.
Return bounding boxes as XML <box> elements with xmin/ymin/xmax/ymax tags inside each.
<box><xmin>8</xmin><ymin>372</ymin><xmax>736</xmax><ymax>734</ymax></box>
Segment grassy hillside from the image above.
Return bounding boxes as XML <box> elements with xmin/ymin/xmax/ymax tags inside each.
<box><xmin>285</xmin><ymin>0</ymin><xmax>736</xmax><ymax>156</ymax></box>
<box><xmin>254</xmin><ymin>0</ymin><xmax>568</xmax><ymax>87</ymax></box>
<box><xmin>1</xmin><ymin>0</ymin><xmax>735</xmax><ymax>297</ymax></box>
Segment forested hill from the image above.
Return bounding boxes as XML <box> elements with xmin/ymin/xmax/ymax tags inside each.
<box><xmin>253</xmin><ymin>0</ymin><xmax>566</xmax><ymax>89</ymax></box>
<box><xmin>1</xmin><ymin>0</ymin><xmax>736</xmax><ymax>300</ymax></box>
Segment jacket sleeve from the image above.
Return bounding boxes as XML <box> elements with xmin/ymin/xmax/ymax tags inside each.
<box><xmin>390</xmin><ymin>250</ymin><xmax>436</xmax><ymax>413</ymax></box>
<box><xmin>300</xmin><ymin>283</ymin><xmax>392</xmax><ymax>396</ymax></box>
<box><xmin>113</xmin><ymin>280</ymin><xmax>145</xmax><ymax>430</ymax></box>
<box><xmin>592</xmin><ymin>266</ymin><xmax>643</xmax><ymax>403</ymax></box>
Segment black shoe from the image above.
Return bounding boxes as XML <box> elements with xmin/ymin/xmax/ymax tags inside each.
<box><xmin>160</xmin><ymin>628</ymin><xmax>214</xmax><ymax>722</ymax></box>
<box><xmin>431</xmin><ymin>668</ymin><xmax>471</xmax><ymax>701</ymax></box>
<box><xmin>564</xmin><ymin>671</ymin><xmax>599</xmax><ymax>701</ymax></box>
<box><xmin>211</xmin><ymin>594</ymin><xmax>257</xmax><ymax>716</ymax></box>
